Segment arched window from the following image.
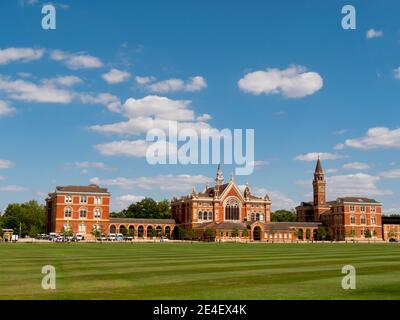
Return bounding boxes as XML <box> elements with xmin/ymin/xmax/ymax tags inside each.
<box><xmin>225</xmin><ymin>198</ymin><xmax>240</xmax><ymax>221</ymax></box>
<box><xmin>64</xmin><ymin>207</ymin><xmax>72</xmax><ymax>218</ymax></box>
<box><xmin>256</xmin><ymin>213</ymin><xmax>260</xmax><ymax>221</ymax></box>
<box><xmin>79</xmin><ymin>208</ymin><xmax>87</xmax><ymax>219</ymax></box>
<box><xmin>165</xmin><ymin>226</ymin><xmax>171</xmax><ymax>238</ymax></box>
<box><xmin>138</xmin><ymin>226</ymin><xmax>144</xmax><ymax>238</ymax></box>
<box><xmin>198</xmin><ymin>211</ymin><xmax>203</xmax><ymax>220</ymax></box>
<box><xmin>109</xmin><ymin>225</ymin><xmax>116</xmax><ymax>234</ymax></box>
<box><xmin>94</xmin><ymin>208</ymin><xmax>101</xmax><ymax>219</ymax></box>
<box><xmin>156</xmin><ymin>226</ymin><xmax>162</xmax><ymax>237</ymax></box>
<box><xmin>208</xmin><ymin>212</ymin><xmax>213</xmax><ymax>220</ymax></box>
<box><xmin>251</xmin><ymin>213</ymin><xmax>255</xmax><ymax>222</ymax></box>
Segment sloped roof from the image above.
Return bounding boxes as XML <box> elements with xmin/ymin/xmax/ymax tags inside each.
<box><xmin>55</xmin><ymin>184</ymin><xmax>109</xmax><ymax>193</ymax></box>
<box><xmin>109</xmin><ymin>218</ymin><xmax>175</xmax><ymax>224</ymax></box>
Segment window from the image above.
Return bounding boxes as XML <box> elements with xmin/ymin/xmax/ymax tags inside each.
<box><xmin>78</xmin><ymin>224</ymin><xmax>86</xmax><ymax>233</ymax></box>
<box><xmin>350</xmin><ymin>206</ymin><xmax>355</xmax><ymax>212</ymax></box>
<box><xmin>80</xmin><ymin>196</ymin><xmax>87</xmax><ymax>204</ymax></box>
<box><xmin>198</xmin><ymin>211</ymin><xmax>202</xmax><ymax>220</ymax></box>
<box><xmin>371</xmin><ymin>214</ymin><xmax>376</xmax><ymax>225</ymax></box>
<box><xmin>360</xmin><ymin>206</ymin><xmax>365</xmax><ymax>212</ymax></box>
<box><xmin>94</xmin><ymin>196</ymin><xmax>102</xmax><ymax>205</ymax></box>
<box><xmin>208</xmin><ymin>212</ymin><xmax>212</xmax><ymax>220</ymax></box>
<box><xmin>65</xmin><ymin>195</ymin><xmax>72</xmax><ymax>204</ymax></box>
<box><xmin>203</xmin><ymin>212</ymin><xmax>207</xmax><ymax>220</ymax></box>
<box><xmin>256</xmin><ymin>213</ymin><xmax>260</xmax><ymax>221</ymax></box>
<box><xmin>64</xmin><ymin>207</ymin><xmax>72</xmax><ymax>218</ymax></box>
<box><xmin>260</xmin><ymin>214</ymin><xmax>264</xmax><ymax>221</ymax></box>
<box><xmin>371</xmin><ymin>206</ymin><xmax>376</xmax><ymax>213</ymax></box>
<box><xmin>63</xmin><ymin>224</ymin><xmax>71</xmax><ymax>231</ymax></box>
<box><xmin>360</xmin><ymin>214</ymin><xmax>366</xmax><ymax>224</ymax></box>
<box><xmin>225</xmin><ymin>198</ymin><xmax>240</xmax><ymax>221</ymax></box>
<box><xmin>350</xmin><ymin>214</ymin><xmax>355</xmax><ymax>224</ymax></box>
<box><xmin>94</xmin><ymin>208</ymin><xmax>101</xmax><ymax>219</ymax></box>
<box><xmin>251</xmin><ymin>213</ymin><xmax>255</xmax><ymax>222</ymax></box>
<box><xmin>79</xmin><ymin>208</ymin><xmax>87</xmax><ymax>219</ymax></box>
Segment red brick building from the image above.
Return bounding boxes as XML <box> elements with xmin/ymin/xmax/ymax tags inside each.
<box><xmin>296</xmin><ymin>159</ymin><xmax>383</xmax><ymax>241</ymax></box>
<box><xmin>46</xmin><ymin>184</ymin><xmax>111</xmax><ymax>239</ymax></box>
<box><xmin>172</xmin><ymin>165</ymin><xmax>319</xmax><ymax>241</ymax></box>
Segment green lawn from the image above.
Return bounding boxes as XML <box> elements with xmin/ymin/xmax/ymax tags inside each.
<box><xmin>0</xmin><ymin>242</ymin><xmax>399</xmax><ymax>300</ymax></box>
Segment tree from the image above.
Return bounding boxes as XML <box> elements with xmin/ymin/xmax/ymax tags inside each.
<box><xmin>349</xmin><ymin>229</ymin><xmax>356</xmax><ymax>241</ymax></box>
<box><xmin>60</xmin><ymin>227</ymin><xmax>73</xmax><ymax>238</ymax></box>
<box><xmin>292</xmin><ymin>230</ymin><xmax>298</xmax><ymax>242</ymax></box>
<box><xmin>388</xmin><ymin>230</ymin><xmax>396</xmax><ymax>239</ymax></box>
<box><xmin>149</xmin><ymin>228</ymin><xmax>157</xmax><ymax>239</ymax></box>
<box><xmin>327</xmin><ymin>228</ymin><xmax>334</xmax><ymax>241</ymax></box>
<box><xmin>242</xmin><ymin>228</ymin><xmax>249</xmax><ymax>243</ymax></box>
<box><xmin>91</xmin><ymin>226</ymin><xmax>103</xmax><ymax>241</ymax></box>
<box><xmin>177</xmin><ymin>226</ymin><xmax>185</xmax><ymax>240</ymax></box>
<box><xmin>231</xmin><ymin>228</ymin><xmax>239</xmax><ymax>241</ymax></box>
<box><xmin>120</xmin><ymin>198</ymin><xmax>172</xmax><ymax>219</ymax></box>
<box><xmin>270</xmin><ymin>210</ymin><xmax>297</xmax><ymax>222</ymax></box>
<box><xmin>1</xmin><ymin>201</ymin><xmax>46</xmax><ymax>237</ymax></box>
<box><xmin>364</xmin><ymin>229</ymin><xmax>372</xmax><ymax>242</ymax></box>
<box><xmin>317</xmin><ymin>226</ymin><xmax>326</xmax><ymax>241</ymax></box>
<box><xmin>203</xmin><ymin>228</ymin><xmax>214</xmax><ymax>242</ymax></box>
<box><xmin>188</xmin><ymin>229</ymin><xmax>196</xmax><ymax>242</ymax></box>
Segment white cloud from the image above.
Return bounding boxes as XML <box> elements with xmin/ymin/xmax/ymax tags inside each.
<box><xmin>394</xmin><ymin>67</ymin><xmax>400</xmax><ymax>80</ymax></box>
<box><xmin>50</xmin><ymin>50</ymin><xmax>103</xmax><ymax>70</ymax></box>
<box><xmin>112</xmin><ymin>194</ymin><xmax>146</xmax><ymax>211</ymax></box>
<box><xmin>102</xmin><ymin>69</ymin><xmax>131</xmax><ymax>84</ymax></box>
<box><xmin>0</xmin><ymin>185</ymin><xmax>28</xmax><ymax>192</ymax></box>
<box><xmin>0</xmin><ymin>75</ymin><xmax>74</xmax><ymax>103</ymax></box>
<box><xmin>238</xmin><ymin>65</ymin><xmax>323</xmax><ymax>98</ymax></box>
<box><xmin>0</xmin><ymin>47</ymin><xmax>44</xmax><ymax>65</ymax></box>
<box><xmin>19</xmin><ymin>0</ymin><xmax>38</xmax><ymax>6</ymax></box>
<box><xmin>337</xmin><ymin>127</ymin><xmax>400</xmax><ymax>150</ymax></box>
<box><xmin>343</xmin><ymin>162</ymin><xmax>370</xmax><ymax>170</ymax></box>
<box><xmin>250</xmin><ymin>187</ymin><xmax>296</xmax><ymax>210</ymax></box>
<box><xmin>43</xmin><ymin>75</ymin><xmax>82</xmax><ymax>87</ymax></box>
<box><xmin>0</xmin><ymin>159</ymin><xmax>14</xmax><ymax>169</ymax></box>
<box><xmin>91</xmin><ymin>174</ymin><xmax>211</xmax><ymax>192</ymax></box>
<box><xmin>380</xmin><ymin>169</ymin><xmax>400</xmax><ymax>179</ymax></box>
<box><xmin>295</xmin><ymin>152</ymin><xmax>346</xmax><ymax>161</ymax></box>
<box><xmin>135</xmin><ymin>76</ymin><xmax>156</xmax><ymax>85</ymax></box>
<box><xmin>327</xmin><ymin>173</ymin><xmax>391</xmax><ymax>198</ymax></box>
<box><xmin>0</xmin><ymin>100</ymin><xmax>16</xmax><ymax>118</ymax></box>
<box><xmin>78</xmin><ymin>92</ymin><xmax>122</xmax><ymax>113</ymax></box>
<box><xmin>366</xmin><ymin>29</ymin><xmax>383</xmax><ymax>39</ymax></box>
<box><xmin>122</xmin><ymin>95</ymin><xmax>195</xmax><ymax>121</ymax></box>
<box><xmin>141</xmin><ymin>76</ymin><xmax>207</xmax><ymax>93</ymax></box>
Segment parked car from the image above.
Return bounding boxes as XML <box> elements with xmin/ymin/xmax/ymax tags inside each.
<box><xmin>56</xmin><ymin>236</ymin><xmax>65</xmax><ymax>242</ymax></box>
<box><xmin>49</xmin><ymin>232</ymin><xmax>57</xmax><ymax>241</ymax></box>
<box><xmin>389</xmin><ymin>238</ymin><xmax>399</xmax><ymax>243</ymax></box>
<box><xmin>108</xmin><ymin>233</ymin><xmax>116</xmax><ymax>241</ymax></box>
<box><xmin>98</xmin><ymin>236</ymin><xmax>107</xmax><ymax>241</ymax></box>
<box><xmin>124</xmin><ymin>236</ymin><xmax>133</xmax><ymax>241</ymax></box>
<box><xmin>76</xmin><ymin>234</ymin><xmax>84</xmax><ymax>241</ymax></box>
<box><xmin>160</xmin><ymin>236</ymin><xmax>170</xmax><ymax>242</ymax></box>
<box><xmin>116</xmin><ymin>234</ymin><xmax>124</xmax><ymax>241</ymax></box>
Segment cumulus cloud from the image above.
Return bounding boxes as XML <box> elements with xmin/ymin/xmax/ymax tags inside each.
<box><xmin>0</xmin><ymin>100</ymin><xmax>16</xmax><ymax>118</ymax></box>
<box><xmin>0</xmin><ymin>75</ymin><xmax>74</xmax><ymax>103</ymax></box>
<box><xmin>0</xmin><ymin>47</ymin><xmax>44</xmax><ymax>65</ymax></box>
<box><xmin>238</xmin><ymin>65</ymin><xmax>323</xmax><ymax>98</ymax></box>
<box><xmin>42</xmin><ymin>75</ymin><xmax>82</xmax><ymax>87</ymax></box>
<box><xmin>112</xmin><ymin>194</ymin><xmax>146</xmax><ymax>211</ymax></box>
<box><xmin>295</xmin><ymin>152</ymin><xmax>346</xmax><ymax>161</ymax></box>
<box><xmin>366</xmin><ymin>29</ymin><xmax>383</xmax><ymax>39</ymax></box>
<box><xmin>0</xmin><ymin>159</ymin><xmax>14</xmax><ymax>169</ymax></box>
<box><xmin>138</xmin><ymin>76</ymin><xmax>207</xmax><ymax>93</ymax></box>
<box><xmin>50</xmin><ymin>50</ymin><xmax>103</xmax><ymax>69</ymax></box>
<box><xmin>336</xmin><ymin>127</ymin><xmax>400</xmax><ymax>150</ymax></box>
<box><xmin>91</xmin><ymin>174</ymin><xmax>211</xmax><ymax>192</ymax></box>
<box><xmin>249</xmin><ymin>186</ymin><xmax>296</xmax><ymax>210</ymax></box>
<box><xmin>327</xmin><ymin>173</ymin><xmax>391</xmax><ymax>198</ymax></box>
<box><xmin>380</xmin><ymin>169</ymin><xmax>400</xmax><ymax>179</ymax></box>
<box><xmin>78</xmin><ymin>92</ymin><xmax>122</xmax><ymax>113</ymax></box>
<box><xmin>102</xmin><ymin>68</ymin><xmax>131</xmax><ymax>84</ymax></box>
<box><xmin>343</xmin><ymin>162</ymin><xmax>370</xmax><ymax>170</ymax></box>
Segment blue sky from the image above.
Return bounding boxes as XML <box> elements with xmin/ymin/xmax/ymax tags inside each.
<box><xmin>1</xmin><ymin>0</ymin><xmax>400</xmax><ymax>213</ymax></box>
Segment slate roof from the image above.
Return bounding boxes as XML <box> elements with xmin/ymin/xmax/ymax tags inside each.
<box><xmin>109</xmin><ymin>218</ymin><xmax>176</xmax><ymax>224</ymax></box>
<box><xmin>55</xmin><ymin>184</ymin><xmax>109</xmax><ymax>194</ymax></box>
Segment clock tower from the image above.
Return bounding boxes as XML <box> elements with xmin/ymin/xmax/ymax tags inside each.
<box><xmin>313</xmin><ymin>157</ymin><xmax>327</xmax><ymax>220</ymax></box>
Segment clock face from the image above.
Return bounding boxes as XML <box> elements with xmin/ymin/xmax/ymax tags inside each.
<box><xmin>319</xmin><ymin>186</ymin><xmax>324</xmax><ymax>192</ymax></box>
